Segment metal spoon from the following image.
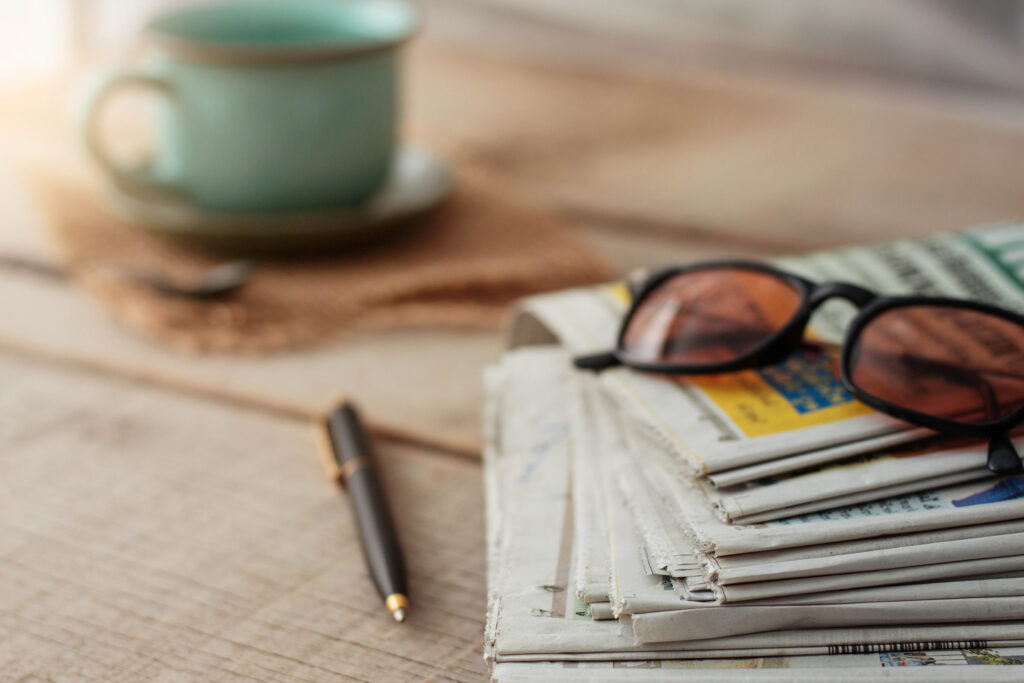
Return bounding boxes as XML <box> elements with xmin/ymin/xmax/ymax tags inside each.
<box><xmin>0</xmin><ymin>254</ymin><xmax>255</xmax><ymax>300</ymax></box>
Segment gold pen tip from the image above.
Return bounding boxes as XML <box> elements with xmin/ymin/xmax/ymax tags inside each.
<box><xmin>385</xmin><ymin>593</ymin><xmax>409</xmax><ymax>623</ymax></box>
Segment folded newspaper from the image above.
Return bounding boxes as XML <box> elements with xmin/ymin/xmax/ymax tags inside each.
<box><xmin>484</xmin><ymin>222</ymin><xmax>1024</xmax><ymax>679</ymax></box>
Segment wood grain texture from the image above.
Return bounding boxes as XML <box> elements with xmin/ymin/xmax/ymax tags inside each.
<box><xmin>0</xmin><ymin>349</ymin><xmax>485</xmax><ymax>682</ymax></box>
<box><xmin>408</xmin><ymin>43</ymin><xmax>1024</xmax><ymax>253</ymax></box>
<box><xmin>0</xmin><ymin>265</ymin><xmax>499</xmax><ymax>456</ymax></box>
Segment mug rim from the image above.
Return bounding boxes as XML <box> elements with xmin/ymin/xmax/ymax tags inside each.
<box><xmin>144</xmin><ymin>0</ymin><xmax>421</xmax><ymax>66</ymax></box>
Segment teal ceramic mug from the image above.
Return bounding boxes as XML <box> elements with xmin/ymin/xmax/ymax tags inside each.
<box><xmin>78</xmin><ymin>0</ymin><xmax>419</xmax><ymax>212</ymax></box>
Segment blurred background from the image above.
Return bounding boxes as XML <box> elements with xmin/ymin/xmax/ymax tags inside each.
<box><xmin>3</xmin><ymin>0</ymin><xmax>1024</xmax><ymax>268</ymax></box>
<box><xmin>6</xmin><ymin>0</ymin><xmax>1024</xmax><ymax>95</ymax></box>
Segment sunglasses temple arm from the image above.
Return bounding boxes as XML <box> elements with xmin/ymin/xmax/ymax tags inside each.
<box><xmin>987</xmin><ymin>433</ymin><xmax>1024</xmax><ymax>475</ymax></box>
<box><xmin>573</xmin><ymin>351</ymin><xmax>621</xmax><ymax>371</ymax></box>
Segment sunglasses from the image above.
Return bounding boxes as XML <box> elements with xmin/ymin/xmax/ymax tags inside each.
<box><xmin>573</xmin><ymin>261</ymin><xmax>1024</xmax><ymax>475</ymax></box>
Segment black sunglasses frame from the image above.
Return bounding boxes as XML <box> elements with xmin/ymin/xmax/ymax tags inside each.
<box><xmin>574</xmin><ymin>260</ymin><xmax>1024</xmax><ymax>474</ymax></box>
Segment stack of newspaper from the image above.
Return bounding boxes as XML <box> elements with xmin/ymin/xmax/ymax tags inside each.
<box><xmin>484</xmin><ymin>223</ymin><xmax>1024</xmax><ymax>680</ymax></box>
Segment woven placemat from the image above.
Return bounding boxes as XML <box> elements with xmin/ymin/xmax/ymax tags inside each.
<box><xmin>28</xmin><ymin>169</ymin><xmax>613</xmax><ymax>353</ymax></box>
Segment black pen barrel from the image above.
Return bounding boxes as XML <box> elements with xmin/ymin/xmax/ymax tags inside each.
<box><xmin>346</xmin><ymin>466</ymin><xmax>407</xmax><ymax>598</ymax></box>
<box><xmin>325</xmin><ymin>403</ymin><xmax>408</xmax><ymax>615</ymax></box>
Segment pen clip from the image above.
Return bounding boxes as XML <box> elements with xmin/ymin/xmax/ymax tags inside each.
<box><xmin>315</xmin><ymin>414</ymin><xmax>345</xmax><ymax>488</ymax></box>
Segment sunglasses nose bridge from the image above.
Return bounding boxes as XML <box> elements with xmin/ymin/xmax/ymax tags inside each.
<box><xmin>807</xmin><ymin>282</ymin><xmax>877</xmax><ymax>310</ymax></box>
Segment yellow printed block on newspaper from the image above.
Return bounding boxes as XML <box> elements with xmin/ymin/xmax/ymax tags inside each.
<box><xmin>606</xmin><ymin>281</ymin><xmax>631</xmax><ymax>307</ymax></box>
<box><xmin>691</xmin><ymin>347</ymin><xmax>872</xmax><ymax>438</ymax></box>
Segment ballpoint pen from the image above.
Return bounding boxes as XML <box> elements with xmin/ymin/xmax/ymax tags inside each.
<box><xmin>319</xmin><ymin>397</ymin><xmax>409</xmax><ymax>622</ymax></box>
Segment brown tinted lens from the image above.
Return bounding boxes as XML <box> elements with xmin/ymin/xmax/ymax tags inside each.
<box><xmin>621</xmin><ymin>268</ymin><xmax>804</xmax><ymax>366</ymax></box>
<box><xmin>848</xmin><ymin>304</ymin><xmax>1024</xmax><ymax>425</ymax></box>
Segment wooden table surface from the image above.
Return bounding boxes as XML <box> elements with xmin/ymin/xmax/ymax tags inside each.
<box><xmin>2</xmin><ymin>12</ymin><xmax>1024</xmax><ymax>681</ymax></box>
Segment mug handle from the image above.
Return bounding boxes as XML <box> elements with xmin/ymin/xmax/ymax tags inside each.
<box><xmin>77</xmin><ymin>69</ymin><xmax>180</xmax><ymax>194</ymax></box>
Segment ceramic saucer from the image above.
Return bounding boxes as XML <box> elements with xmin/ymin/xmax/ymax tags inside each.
<box><xmin>105</xmin><ymin>145</ymin><xmax>454</xmax><ymax>254</ymax></box>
